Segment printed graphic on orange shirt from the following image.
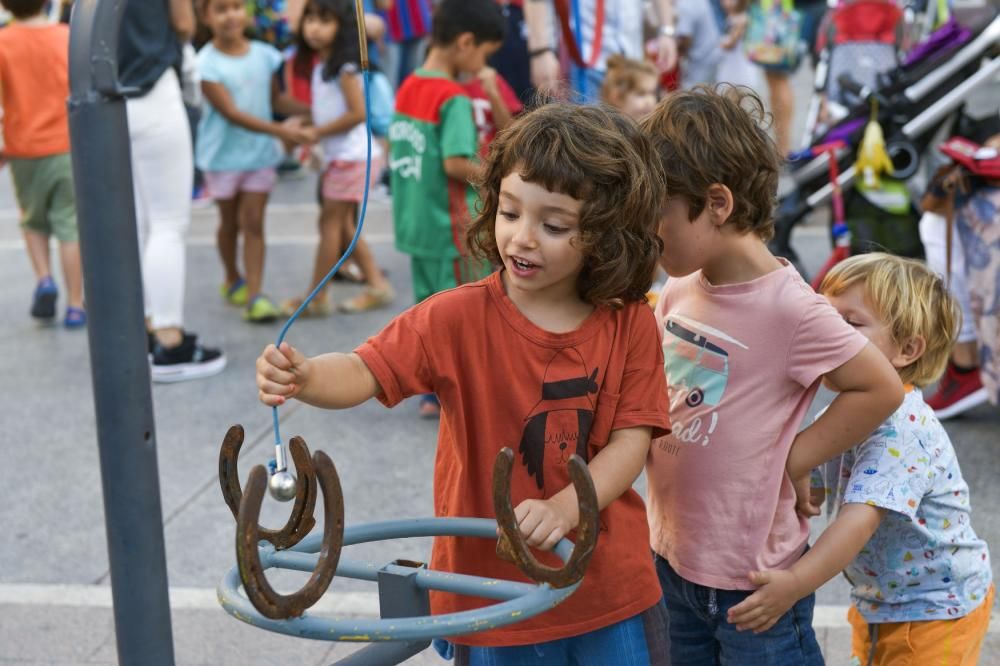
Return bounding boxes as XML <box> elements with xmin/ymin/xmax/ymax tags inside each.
<box><xmin>518</xmin><ymin>347</ymin><xmax>598</xmax><ymax>491</ymax></box>
<box><xmin>661</xmin><ymin>315</ymin><xmax>748</xmax><ymax>450</ymax></box>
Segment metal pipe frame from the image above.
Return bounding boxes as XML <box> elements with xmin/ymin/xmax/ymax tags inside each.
<box><xmin>67</xmin><ymin>0</ymin><xmax>174</xmax><ymax>663</ymax></box>
<box><xmin>217</xmin><ymin>518</ymin><xmax>581</xmax><ymax>643</ymax></box>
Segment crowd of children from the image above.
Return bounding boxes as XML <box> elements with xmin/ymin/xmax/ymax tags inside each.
<box><xmin>257</xmin><ymin>79</ymin><xmax>996</xmax><ymax>663</ymax></box>
<box><xmin>1</xmin><ymin>0</ymin><xmax>995</xmax><ymax>661</ymax></box>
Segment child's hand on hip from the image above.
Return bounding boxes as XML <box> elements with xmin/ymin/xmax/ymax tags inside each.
<box><xmin>512</xmin><ymin>497</ymin><xmax>577</xmax><ymax>552</ymax></box>
<box><xmin>793</xmin><ymin>475</ymin><xmax>822</xmax><ymax>518</ymax></box>
<box><xmin>256</xmin><ymin>342</ymin><xmax>310</xmax><ymax>406</ymax></box>
<box><xmin>727</xmin><ymin>569</ymin><xmax>805</xmax><ymax>633</ymax></box>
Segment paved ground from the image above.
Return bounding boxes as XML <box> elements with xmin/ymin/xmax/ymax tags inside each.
<box><xmin>2</xmin><ymin>74</ymin><xmax>1000</xmax><ymax>666</ymax></box>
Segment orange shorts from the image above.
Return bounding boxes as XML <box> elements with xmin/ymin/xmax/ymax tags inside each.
<box><xmin>848</xmin><ymin>584</ymin><xmax>994</xmax><ymax>666</ymax></box>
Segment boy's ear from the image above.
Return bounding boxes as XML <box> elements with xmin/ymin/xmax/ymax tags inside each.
<box><xmin>454</xmin><ymin>32</ymin><xmax>476</xmax><ymax>52</ymax></box>
<box><xmin>705</xmin><ymin>183</ymin><xmax>734</xmax><ymax>227</ymax></box>
<box><xmin>892</xmin><ymin>335</ymin><xmax>927</xmax><ymax>371</ymax></box>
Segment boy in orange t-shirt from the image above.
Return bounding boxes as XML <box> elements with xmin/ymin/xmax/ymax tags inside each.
<box><xmin>0</xmin><ymin>0</ymin><xmax>84</xmax><ymax>327</ymax></box>
<box><xmin>256</xmin><ymin>104</ymin><xmax>672</xmax><ymax>660</ymax></box>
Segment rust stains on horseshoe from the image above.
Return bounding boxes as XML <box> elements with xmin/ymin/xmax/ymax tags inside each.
<box><xmin>492</xmin><ymin>447</ymin><xmax>599</xmax><ymax>589</ymax></box>
<box><xmin>236</xmin><ymin>450</ymin><xmax>344</xmax><ymax>619</ymax></box>
<box><xmin>219</xmin><ymin>424</ymin><xmax>317</xmax><ymax>550</ymax></box>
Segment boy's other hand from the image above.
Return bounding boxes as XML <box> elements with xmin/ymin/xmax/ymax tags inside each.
<box><xmin>511</xmin><ymin>497</ymin><xmax>576</xmax><ymax>552</ymax></box>
<box><xmin>727</xmin><ymin>569</ymin><xmax>805</xmax><ymax>633</ymax></box>
<box><xmin>793</xmin><ymin>475</ymin><xmax>822</xmax><ymax>518</ymax></box>
<box><xmin>256</xmin><ymin>342</ymin><xmax>310</xmax><ymax>406</ymax></box>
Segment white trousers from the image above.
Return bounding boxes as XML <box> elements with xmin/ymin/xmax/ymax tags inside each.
<box><xmin>918</xmin><ymin>211</ymin><xmax>977</xmax><ymax>343</ymax></box>
<box><xmin>125</xmin><ymin>67</ymin><xmax>193</xmax><ymax>330</ymax></box>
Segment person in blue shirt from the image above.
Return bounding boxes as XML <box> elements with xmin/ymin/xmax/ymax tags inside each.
<box><xmin>196</xmin><ymin>0</ymin><xmax>311</xmax><ymax>322</ymax></box>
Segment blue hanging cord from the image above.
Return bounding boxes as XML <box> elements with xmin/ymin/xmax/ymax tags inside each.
<box><xmin>570</xmin><ymin>0</ymin><xmax>586</xmax><ymax>95</ymax></box>
<box><xmin>271</xmin><ymin>67</ymin><xmax>374</xmax><ymax>452</ymax></box>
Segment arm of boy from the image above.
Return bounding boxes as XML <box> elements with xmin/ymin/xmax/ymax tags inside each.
<box><xmin>512</xmin><ymin>426</ymin><xmax>652</xmax><ymax>551</ymax></box>
<box><xmin>309</xmin><ymin>70</ymin><xmax>367</xmax><ymax>140</ymax></box>
<box><xmin>786</xmin><ymin>342</ymin><xmax>904</xmax><ymax>481</ymax></box>
<box><xmin>727</xmin><ymin>502</ymin><xmax>884</xmax><ymax>632</ymax></box>
<box><xmin>443</xmin><ymin>156</ymin><xmax>480</xmax><ymax>184</ymax></box>
<box><xmin>256</xmin><ymin>342</ymin><xmax>382</xmax><ymax>409</ymax></box>
<box><xmin>201</xmin><ymin>80</ymin><xmax>311</xmax><ymax>145</ymax></box>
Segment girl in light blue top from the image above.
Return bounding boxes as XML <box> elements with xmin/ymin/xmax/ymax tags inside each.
<box><xmin>196</xmin><ymin>0</ymin><xmax>311</xmax><ymax>323</ymax></box>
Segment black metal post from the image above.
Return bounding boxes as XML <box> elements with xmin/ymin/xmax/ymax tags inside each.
<box><xmin>67</xmin><ymin>0</ymin><xmax>175</xmax><ymax>664</ymax></box>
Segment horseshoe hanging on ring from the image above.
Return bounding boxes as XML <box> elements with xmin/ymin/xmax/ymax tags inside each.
<box><xmin>219</xmin><ymin>424</ymin><xmax>317</xmax><ymax>550</ymax></box>
<box><xmin>237</xmin><ymin>450</ymin><xmax>345</xmax><ymax>619</ymax></box>
<box><xmin>492</xmin><ymin>447</ymin><xmax>600</xmax><ymax>588</ymax></box>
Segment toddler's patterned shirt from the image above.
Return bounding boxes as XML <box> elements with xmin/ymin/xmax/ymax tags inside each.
<box><xmin>816</xmin><ymin>390</ymin><xmax>992</xmax><ymax>622</ymax></box>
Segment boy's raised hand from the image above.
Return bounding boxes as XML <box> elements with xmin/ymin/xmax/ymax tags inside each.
<box><xmin>476</xmin><ymin>66</ymin><xmax>500</xmax><ymax>97</ymax></box>
<box><xmin>512</xmin><ymin>497</ymin><xmax>578</xmax><ymax>552</ymax></box>
<box><xmin>727</xmin><ymin>569</ymin><xmax>805</xmax><ymax>633</ymax></box>
<box><xmin>256</xmin><ymin>342</ymin><xmax>311</xmax><ymax>406</ymax></box>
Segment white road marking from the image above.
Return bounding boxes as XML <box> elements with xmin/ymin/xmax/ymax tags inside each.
<box><xmin>7</xmin><ymin>583</ymin><xmax>994</xmax><ymax>632</ymax></box>
<box><xmin>0</xmin><ymin>583</ymin><xmax>380</xmax><ymax>616</ymax></box>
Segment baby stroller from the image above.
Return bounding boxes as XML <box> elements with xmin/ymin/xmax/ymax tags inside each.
<box><xmin>770</xmin><ymin>4</ymin><xmax>1000</xmax><ymax>275</ymax></box>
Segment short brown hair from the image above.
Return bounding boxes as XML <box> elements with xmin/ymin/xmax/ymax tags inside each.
<box><xmin>601</xmin><ymin>55</ymin><xmax>658</xmax><ymax>107</ymax></box>
<box><xmin>0</xmin><ymin>0</ymin><xmax>45</xmax><ymax>19</ymax></box>
<box><xmin>468</xmin><ymin>103</ymin><xmax>666</xmax><ymax>309</ymax></box>
<box><xmin>641</xmin><ymin>85</ymin><xmax>780</xmax><ymax>241</ymax></box>
<box><xmin>819</xmin><ymin>253</ymin><xmax>960</xmax><ymax>387</ymax></box>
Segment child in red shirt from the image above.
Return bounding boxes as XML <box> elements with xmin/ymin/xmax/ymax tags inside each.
<box><xmin>256</xmin><ymin>103</ymin><xmax>671</xmax><ymax>660</ymax></box>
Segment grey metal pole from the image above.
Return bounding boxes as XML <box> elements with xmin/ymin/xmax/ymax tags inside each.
<box><xmin>67</xmin><ymin>0</ymin><xmax>175</xmax><ymax>663</ymax></box>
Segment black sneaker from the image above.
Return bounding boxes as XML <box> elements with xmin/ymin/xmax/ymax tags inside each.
<box><xmin>150</xmin><ymin>332</ymin><xmax>226</xmax><ymax>383</ymax></box>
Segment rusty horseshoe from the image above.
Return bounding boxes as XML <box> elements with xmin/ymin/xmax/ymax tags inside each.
<box><xmin>236</xmin><ymin>450</ymin><xmax>345</xmax><ymax>619</ymax></box>
<box><xmin>492</xmin><ymin>447</ymin><xmax>599</xmax><ymax>589</ymax></box>
<box><xmin>219</xmin><ymin>424</ymin><xmax>317</xmax><ymax>550</ymax></box>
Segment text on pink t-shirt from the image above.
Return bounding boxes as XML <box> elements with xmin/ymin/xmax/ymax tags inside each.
<box><xmin>647</xmin><ymin>261</ymin><xmax>868</xmax><ymax>590</ymax></box>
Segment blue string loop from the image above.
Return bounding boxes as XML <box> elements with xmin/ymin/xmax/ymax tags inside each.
<box><xmin>271</xmin><ymin>69</ymin><xmax>374</xmax><ymax>453</ymax></box>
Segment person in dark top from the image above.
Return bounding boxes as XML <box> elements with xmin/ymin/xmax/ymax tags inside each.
<box><xmin>118</xmin><ymin>0</ymin><xmax>226</xmax><ymax>382</ymax></box>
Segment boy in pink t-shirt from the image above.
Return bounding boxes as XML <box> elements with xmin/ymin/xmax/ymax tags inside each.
<box><xmin>639</xmin><ymin>86</ymin><xmax>905</xmax><ymax>663</ymax></box>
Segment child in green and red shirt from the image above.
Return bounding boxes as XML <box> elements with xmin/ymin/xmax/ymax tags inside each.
<box><xmin>388</xmin><ymin>0</ymin><xmax>506</xmax><ymax>416</ymax></box>
<box><xmin>389</xmin><ymin>0</ymin><xmax>505</xmax><ymax>303</ymax></box>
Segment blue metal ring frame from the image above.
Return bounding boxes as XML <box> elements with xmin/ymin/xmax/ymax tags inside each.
<box><xmin>218</xmin><ymin>518</ymin><xmax>580</xmax><ymax>641</ymax></box>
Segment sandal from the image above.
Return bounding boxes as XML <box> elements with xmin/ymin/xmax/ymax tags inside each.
<box><xmin>280</xmin><ymin>296</ymin><xmax>333</xmax><ymax>318</ymax></box>
<box><xmin>220</xmin><ymin>278</ymin><xmax>248</xmax><ymax>306</ymax></box>
<box><xmin>337</xmin><ymin>286</ymin><xmax>395</xmax><ymax>314</ymax></box>
<box><xmin>330</xmin><ymin>265</ymin><xmax>365</xmax><ymax>284</ymax></box>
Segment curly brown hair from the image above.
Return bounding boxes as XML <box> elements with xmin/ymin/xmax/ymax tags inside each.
<box><xmin>467</xmin><ymin>103</ymin><xmax>666</xmax><ymax>309</ymax></box>
<box><xmin>640</xmin><ymin>84</ymin><xmax>780</xmax><ymax>241</ymax></box>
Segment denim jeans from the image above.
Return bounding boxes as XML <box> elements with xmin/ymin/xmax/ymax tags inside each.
<box><xmin>437</xmin><ymin>600</ymin><xmax>670</xmax><ymax>665</ymax></box>
<box><xmin>654</xmin><ymin>553</ymin><xmax>824</xmax><ymax>665</ymax></box>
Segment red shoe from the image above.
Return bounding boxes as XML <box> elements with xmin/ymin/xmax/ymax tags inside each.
<box><xmin>925</xmin><ymin>362</ymin><xmax>989</xmax><ymax>419</ymax></box>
